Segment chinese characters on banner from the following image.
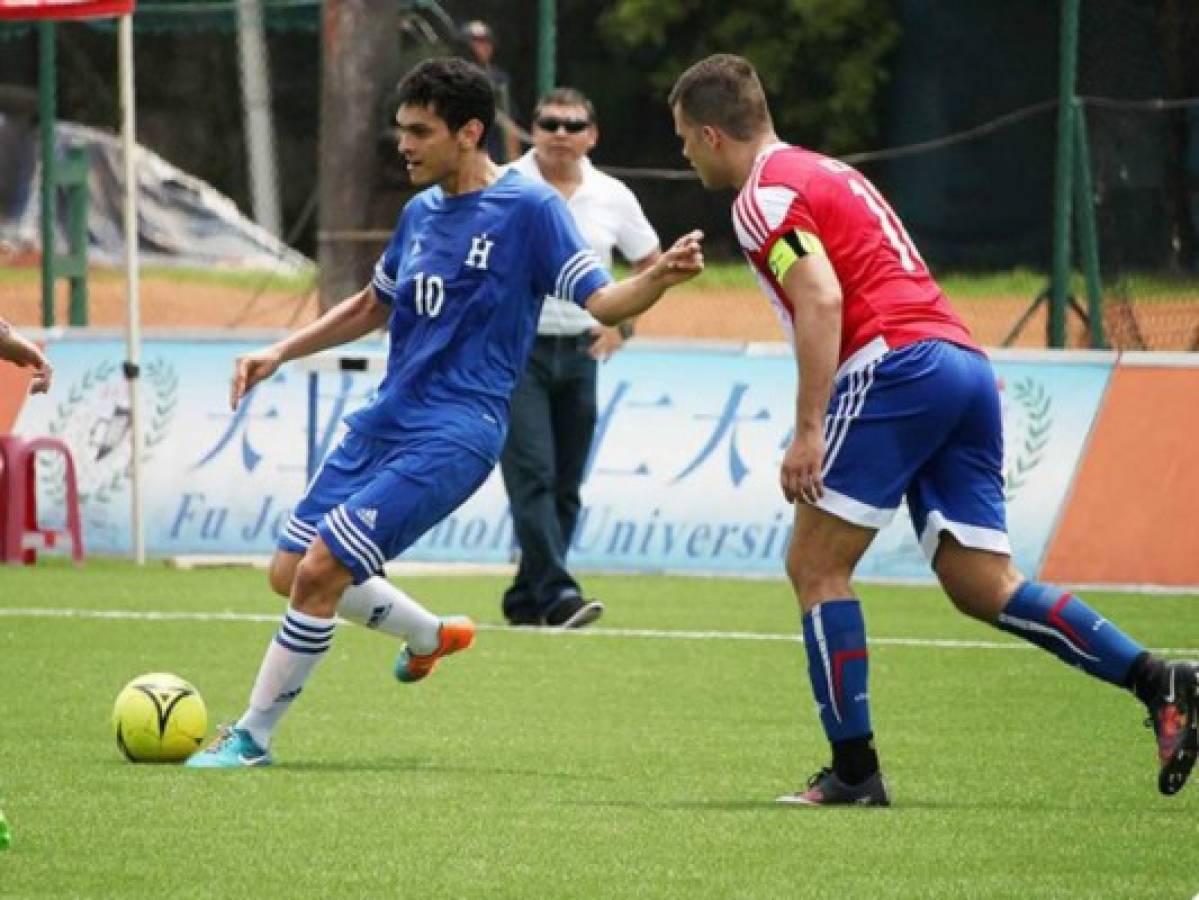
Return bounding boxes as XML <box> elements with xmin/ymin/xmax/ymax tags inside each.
<box><xmin>11</xmin><ymin>338</ymin><xmax>1113</xmax><ymax>581</ymax></box>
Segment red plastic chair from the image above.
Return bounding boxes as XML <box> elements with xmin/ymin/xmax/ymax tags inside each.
<box><xmin>0</xmin><ymin>435</ymin><xmax>85</xmax><ymax>565</ymax></box>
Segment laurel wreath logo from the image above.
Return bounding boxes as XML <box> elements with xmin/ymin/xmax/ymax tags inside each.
<box><xmin>1003</xmin><ymin>377</ymin><xmax>1052</xmax><ymax>501</ymax></box>
<box><xmin>41</xmin><ymin>358</ymin><xmax>178</xmax><ymax>508</ymax></box>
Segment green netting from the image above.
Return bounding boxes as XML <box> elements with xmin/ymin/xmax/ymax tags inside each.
<box><xmin>1075</xmin><ymin>0</ymin><xmax>1199</xmax><ymax>350</ymax></box>
<box><xmin>874</xmin><ymin>0</ymin><xmax>1199</xmax><ymax>349</ymax></box>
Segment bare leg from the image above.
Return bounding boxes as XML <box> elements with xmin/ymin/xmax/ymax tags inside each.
<box><xmin>267</xmin><ymin>549</ymin><xmax>301</xmax><ymax>599</ymax></box>
<box><xmin>929</xmin><ymin>534</ymin><xmax>1022</xmax><ymax>623</ymax></box>
<box><xmin>785</xmin><ymin>503</ymin><xmax>875</xmax><ymax>613</ymax></box>
<box><xmin>931</xmin><ymin>533</ymin><xmax>1142</xmax><ymax>687</ymax></box>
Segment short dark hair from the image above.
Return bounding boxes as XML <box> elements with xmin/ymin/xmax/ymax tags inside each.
<box><xmin>533</xmin><ymin>87</ymin><xmax>597</xmax><ymax>124</ymax></box>
<box><xmin>668</xmin><ymin>53</ymin><xmax>771</xmax><ymax>141</ymax></box>
<box><xmin>397</xmin><ymin>57</ymin><xmax>495</xmax><ymax>147</ymax></box>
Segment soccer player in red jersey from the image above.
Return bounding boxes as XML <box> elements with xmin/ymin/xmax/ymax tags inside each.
<box><xmin>669</xmin><ymin>53</ymin><xmax>1197</xmax><ymax>805</ymax></box>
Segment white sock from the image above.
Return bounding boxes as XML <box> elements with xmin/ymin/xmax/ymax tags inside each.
<box><xmin>337</xmin><ymin>576</ymin><xmax>440</xmax><ymax>654</ymax></box>
<box><xmin>236</xmin><ymin>608</ymin><xmax>336</xmax><ymax>749</ymax></box>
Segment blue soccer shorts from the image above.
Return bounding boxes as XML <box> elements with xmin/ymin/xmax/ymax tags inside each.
<box><xmin>279</xmin><ymin>429</ymin><xmax>493</xmax><ymax>583</ymax></box>
<box><xmin>817</xmin><ymin>339</ymin><xmax>1010</xmax><ymax>560</ymax></box>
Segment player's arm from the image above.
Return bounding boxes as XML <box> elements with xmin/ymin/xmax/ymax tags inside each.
<box><xmin>584</xmin><ymin>231</ymin><xmax>703</xmax><ymax>325</ymax></box>
<box><xmin>621</xmin><ymin>247</ymin><xmax>663</xmax><ymax>330</ymax></box>
<box><xmin>631</xmin><ymin>251</ymin><xmax>661</xmax><ymax>274</ymax></box>
<box><xmin>230</xmin><ymin>285</ymin><xmax>389</xmax><ymax>410</ymax></box>
<box><xmin>775</xmin><ymin>233</ymin><xmax>842</xmax><ymax>505</ymax></box>
<box><xmin>589</xmin><ymin>249</ymin><xmax>661</xmax><ymax>360</ymax></box>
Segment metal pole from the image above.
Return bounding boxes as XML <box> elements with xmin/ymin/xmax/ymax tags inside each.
<box><xmin>236</xmin><ymin>0</ymin><xmax>282</xmax><ymax>235</ymax></box>
<box><xmin>537</xmin><ymin>0</ymin><xmax>556</xmax><ymax>96</ymax></box>
<box><xmin>1049</xmin><ymin>0</ymin><xmax>1081</xmax><ymax>348</ymax></box>
<box><xmin>66</xmin><ymin>148</ymin><xmax>89</xmax><ymax>325</ymax></box>
<box><xmin>1072</xmin><ymin>101</ymin><xmax>1106</xmax><ymax>349</ymax></box>
<box><xmin>120</xmin><ymin>14</ymin><xmax>145</xmax><ymax>565</ymax></box>
<box><xmin>38</xmin><ymin>21</ymin><xmax>55</xmax><ymax>327</ymax></box>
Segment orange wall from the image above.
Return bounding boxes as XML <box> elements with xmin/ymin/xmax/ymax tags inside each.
<box><xmin>1043</xmin><ymin>365</ymin><xmax>1199</xmax><ymax>586</ymax></box>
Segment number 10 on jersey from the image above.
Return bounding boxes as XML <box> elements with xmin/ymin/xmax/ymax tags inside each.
<box><xmin>414</xmin><ymin>272</ymin><xmax>445</xmax><ymax>317</ymax></box>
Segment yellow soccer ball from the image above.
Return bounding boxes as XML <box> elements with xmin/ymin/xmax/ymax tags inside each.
<box><xmin>112</xmin><ymin>672</ymin><xmax>208</xmax><ymax>763</ymax></box>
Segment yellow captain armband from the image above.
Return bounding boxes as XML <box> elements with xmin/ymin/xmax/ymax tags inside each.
<box><xmin>767</xmin><ymin>229</ymin><xmax>825</xmax><ymax>281</ymax></box>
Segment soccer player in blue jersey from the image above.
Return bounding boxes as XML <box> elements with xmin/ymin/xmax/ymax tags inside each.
<box><xmin>187</xmin><ymin>58</ymin><xmax>704</xmax><ymax>768</ymax></box>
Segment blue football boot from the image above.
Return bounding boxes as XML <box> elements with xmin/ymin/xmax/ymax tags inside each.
<box><xmin>185</xmin><ymin>725</ymin><xmax>273</xmax><ymax>769</ymax></box>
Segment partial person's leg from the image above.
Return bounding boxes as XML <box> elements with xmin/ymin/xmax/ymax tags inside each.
<box><xmin>934</xmin><ymin>536</ymin><xmax>1143</xmax><ymax>687</ymax></box>
<box><xmin>336</xmin><ymin>576</ymin><xmax>440</xmax><ymax>650</ymax></box>
<box><xmin>188</xmin><ymin>433</ymin><xmax>369</xmax><ymax>768</ymax></box>
<box><xmin>311</xmin><ymin>438</ymin><xmax>488</xmax><ymax>684</ymax></box>
<box><xmin>270</xmin><ymin>472</ymin><xmax>441</xmax><ymax>651</ymax></box>
<box><xmin>550</xmin><ymin>345</ymin><xmax>597</xmax><ymax>568</ymax></box>
<box><xmin>189</xmin><ymin>432</ymin><xmax>485</xmax><ymax>768</ymax></box>
<box><xmin>499</xmin><ymin>343</ymin><xmax>559</xmax><ymax>623</ymax></box>
<box><xmin>780</xmin><ymin>503</ymin><xmax>888</xmax><ymax>803</ymax></box>
<box><xmin>252</xmin><ymin>432</ymin><xmax>492</xmax><ymax>736</ymax></box>
<box><xmin>539</xmin><ymin>344</ymin><xmax>601</xmax><ymax>627</ymax></box>
<box><xmin>934</xmin><ymin>536</ymin><xmax>1199</xmax><ymax>795</ymax></box>
<box><xmin>187</xmin><ymin>538</ymin><xmax>349</xmax><ymax>768</ymax></box>
<box><xmin>236</xmin><ymin>537</ymin><xmax>350</xmax><ymax>749</ymax></box>
<box><xmin>779</xmin><ymin>344</ymin><xmax>958</xmax><ymax>805</ymax></box>
<box><xmin>916</xmin><ymin>342</ymin><xmax>1198</xmax><ymax>795</ymax></box>
<box><xmin>267</xmin><ymin>549</ymin><xmax>300</xmax><ymax>598</ymax></box>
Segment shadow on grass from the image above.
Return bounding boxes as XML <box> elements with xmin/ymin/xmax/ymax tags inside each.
<box><xmin>104</xmin><ymin>754</ymin><xmax>617</xmax><ymax>781</ymax></box>
<box><xmin>560</xmin><ymin>795</ymin><xmax>1199</xmax><ymax>814</ymax></box>
<box><xmin>559</xmin><ymin>798</ymin><xmax>782</xmax><ymax>813</ymax></box>
<box><xmin>277</xmin><ymin>758</ymin><xmax>616</xmax><ymax>781</ymax></box>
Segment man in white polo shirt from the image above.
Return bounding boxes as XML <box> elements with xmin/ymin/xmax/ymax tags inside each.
<box><xmin>502</xmin><ymin>87</ymin><xmax>661</xmax><ymax>628</ymax></box>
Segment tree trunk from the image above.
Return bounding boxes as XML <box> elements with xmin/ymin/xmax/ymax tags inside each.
<box><xmin>318</xmin><ymin>0</ymin><xmax>393</xmax><ymax>310</ymax></box>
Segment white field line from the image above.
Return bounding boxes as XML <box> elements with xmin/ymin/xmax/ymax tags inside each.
<box><xmin>1</xmin><ymin>607</ymin><xmax>1197</xmax><ymax>655</ymax></box>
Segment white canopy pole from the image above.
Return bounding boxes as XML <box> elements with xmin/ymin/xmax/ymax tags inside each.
<box><xmin>236</xmin><ymin>0</ymin><xmax>281</xmax><ymax>235</ymax></box>
<box><xmin>119</xmin><ymin>12</ymin><xmax>144</xmax><ymax>565</ymax></box>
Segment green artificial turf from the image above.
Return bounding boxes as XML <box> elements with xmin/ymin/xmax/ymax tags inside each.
<box><xmin>1</xmin><ymin>560</ymin><xmax>1196</xmax><ymax>897</ymax></box>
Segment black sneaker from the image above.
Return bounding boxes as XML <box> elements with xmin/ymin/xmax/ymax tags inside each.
<box><xmin>544</xmin><ymin>596</ymin><xmax>604</xmax><ymax>629</ymax></box>
<box><xmin>504</xmin><ymin>606</ymin><xmax>543</xmax><ymax>627</ymax></box>
<box><xmin>502</xmin><ymin>591</ymin><xmax>542</xmax><ymax>627</ymax></box>
<box><xmin>776</xmin><ymin>767</ymin><xmax>891</xmax><ymax>807</ymax></box>
<box><xmin>1146</xmin><ymin>660</ymin><xmax>1199</xmax><ymax>796</ymax></box>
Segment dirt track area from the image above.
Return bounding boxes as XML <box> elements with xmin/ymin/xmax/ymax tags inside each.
<box><xmin>2</xmin><ymin>268</ymin><xmax>1196</xmax><ymax>349</ymax></box>
<box><xmin>0</xmin><ymin>271</ymin><xmax>789</xmax><ymax>338</ymax></box>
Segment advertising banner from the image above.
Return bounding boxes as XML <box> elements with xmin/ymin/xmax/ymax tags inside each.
<box><xmin>14</xmin><ymin>338</ymin><xmax>1114</xmax><ymax>580</ymax></box>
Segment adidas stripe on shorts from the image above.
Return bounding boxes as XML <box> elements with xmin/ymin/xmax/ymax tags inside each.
<box><xmin>280</xmin><ymin>430</ymin><xmax>493</xmax><ymax>583</ymax></box>
<box><xmin>816</xmin><ymin>339</ymin><xmax>1010</xmax><ymax>560</ymax></box>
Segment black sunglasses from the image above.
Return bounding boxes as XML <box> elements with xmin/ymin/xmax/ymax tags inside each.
<box><xmin>535</xmin><ymin>116</ymin><xmax>590</xmax><ymax>134</ymax></box>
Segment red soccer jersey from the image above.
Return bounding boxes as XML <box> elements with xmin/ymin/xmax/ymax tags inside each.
<box><xmin>733</xmin><ymin>144</ymin><xmax>978</xmax><ymax>369</ymax></box>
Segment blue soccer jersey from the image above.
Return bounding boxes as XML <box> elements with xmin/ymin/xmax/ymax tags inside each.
<box><xmin>345</xmin><ymin>169</ymin><xmax>612</xmax><ymax>461</ymax></box>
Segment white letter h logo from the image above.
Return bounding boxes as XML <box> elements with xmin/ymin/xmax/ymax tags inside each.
<box><xmin>465</xmin><ymin>234</ymin><xmax>494</xmax><ymax>270</ymax></box>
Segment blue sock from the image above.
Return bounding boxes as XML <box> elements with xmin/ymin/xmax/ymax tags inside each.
<box><xmin>996</xmin><ymin>581</ymin><xmax>1144</xmax><ymax>687</ymax></box>
<box><xmin>802</xmin><ymin>599</ymin><xmax>872</xmax><ymax>742</ymax></box>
